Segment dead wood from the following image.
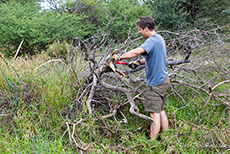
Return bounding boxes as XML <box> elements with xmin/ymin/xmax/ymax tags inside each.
<box><xmin>63</xmin><ymin>119</ymin><xmax>90</xmax><ymax>151</ymax></box>
<box><xmin>101</xmin><ymin>81</ymin><xmax>153</xmax><ymax>123</ymax></box>
<box><xmin>73</xmin><ymin>24</ymin><xmax>230</xmax><ymax>147</ymax></box>
<box><xmin>75</xmin><ymin>32</ymin><xmax>194</xmax><ymax>124</ymax></box>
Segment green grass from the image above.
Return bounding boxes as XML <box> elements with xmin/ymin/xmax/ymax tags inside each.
<box><xmin>0</xmin><ymin>126</ymin><xmax>71</xmax><ymax>153</ymax></box>
<box><xmin>0</xmin><ymin>52</ymin><xmax>229</xmax><ymax>153</ymax></box>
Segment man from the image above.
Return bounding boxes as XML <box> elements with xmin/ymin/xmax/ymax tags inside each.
<box><xmin>112</xmin><ymin>16</ymin><xmax>170</xmax><ymax>139</ymax></box>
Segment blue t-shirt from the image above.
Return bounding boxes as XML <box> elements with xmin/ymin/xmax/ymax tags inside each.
<box><xmin>140</xmin><ymin>32</ymin><xmax>168</xmax><ymax>86</ymax></box>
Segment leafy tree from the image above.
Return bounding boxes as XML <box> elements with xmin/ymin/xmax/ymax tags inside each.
<box><xmin>101</xmin><ymin>0</ymin><xmax>154</xmax><ymax>41</ymax></box>
<box><xmin>178</xmin><ymin>0</ymin><xmax>230</xmax><ymax>28</ymax></box>
<box><xmin>143</xmin><ymin>0</ymin><xmax>230</xmax><ymax>30</ymax></box>
<box><xmin>45</xmin><ymin>0</ymin><xmax>154</xmax><ymax>41</ymax></box>
<box><xmin>0</xmin><ymin>1</ymin><xmax>86</xmax><ymax>56</ymax></box>
<box><xmin>192</xmin><ymin>0</ymin><xmax>230</xmax><ymax>28</ymax></box>
<box><xmin>137</xmin><ymin>0</ymin><xmax>188</xmax><ymax>30</ymax></box>
<box><xmin>60</xmin><ymin>0</ymin><xmax>106</xmax><ymax>36</ymax></box>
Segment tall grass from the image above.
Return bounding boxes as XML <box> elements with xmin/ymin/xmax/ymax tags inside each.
<box><xmin>0</xmin><ymin>52</ymin><xmax>78</xmax><ymax>153</ymax></box>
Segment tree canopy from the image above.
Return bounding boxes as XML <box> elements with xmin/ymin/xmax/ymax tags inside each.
<box><xmin>0</xmin><ymin>0</ymin><xmax>229</xmax><ymax>56</ymax></box>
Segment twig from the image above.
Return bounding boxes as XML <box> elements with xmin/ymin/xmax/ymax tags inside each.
<box><xmin>186</xmin><ymin>92</ymin><xmax>213</xmax><ymax>134</ymax></box>
<box><xmin>33</xmin><ymin>59</ymin><xmax>63</xmax><ymax>71</ymax></box>
<box><xmin>76</xmin><ymin>82</ymin><xmax>93</xmax><ymax>102</ymax></box>
<box><xmin>212</xmin><ymin>80</ymin><xmax>230</xmax><ymax>91</ymax></box>
<box><xmin>181</xmin><ymin>118</ymin><xmax>221</xmax><ymax>132</ymax></box>
<box><xmin>66</xmin><ymin>122</ymin><xmax>73</xmax><ymax>145</ymax></box>
<box><xmin>0</xmin><ymin>114</ymin><xmax>11</xmax><ymax>116</ymax></box>
<box><xmin>133</xmin><ymin>127</ymin><xmax>142</xmax><ymax>133</ymax></box>
<box><xmin>0</xmin><ymin>52</ymin><xmax>25</xmax><ymax>87</ymax></box>
<box><xmin>101</xmin><ymin>107</ymin><xmax>117</xmax><ymax>119</ymax></box>
<box><xmin>86</xmin><ymin>74</ymin><xmax>97</xmax><ymax>114</ymax></box>
<box><xmin>13</xmin><ymin>39</ymin><xmax>24</xmax><ymax>64</ymax></box>
<box><xmin>64</xmin><ymin>119</ymin><xmax>89</xmax><ymax>151</ymax></box>
<box><xmin>0</xmin><ymin>52</ymin><xmax>9</xmax><ymax>67</ymax></box>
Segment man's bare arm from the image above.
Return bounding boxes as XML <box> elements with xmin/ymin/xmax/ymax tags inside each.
<box><xmin>120</xmin><ymin>47</ymin><xmax>145</xmax><ymax>59</ymax></box>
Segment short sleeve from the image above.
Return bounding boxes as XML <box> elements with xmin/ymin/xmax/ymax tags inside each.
<box><xmin>140</xmin><ymin>38</ymin><xmax>154</xmax><ymax>54</ymax></box>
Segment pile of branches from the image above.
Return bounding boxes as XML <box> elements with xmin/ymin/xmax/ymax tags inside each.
<box><xmin>70</xmin><ymin>24</ymin><xmax>230</xmax><ymax>150</ymax></box>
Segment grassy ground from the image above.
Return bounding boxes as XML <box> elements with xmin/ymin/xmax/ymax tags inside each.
<box><xmin>0</xmin><ymin>52</ymin><xmax>229</xmax><ymax>153</ymax></box>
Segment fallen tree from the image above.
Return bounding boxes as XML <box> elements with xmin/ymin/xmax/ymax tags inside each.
<box><xmin>79</xmin><ymin>45</ymin><xmax>192</xmax><ymax>123</ymax></box>
<box><xmin>70</xmin><ymin>24</ymin><xmax>230</xmax><ymax>149</ymax></box>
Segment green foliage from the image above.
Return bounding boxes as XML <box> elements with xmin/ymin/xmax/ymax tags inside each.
<box><xmin>0</xmin><ymin>106</ymin><xmax>70</xmax><ymax>153</ymax></box>
<box><xmin>54</xmin><ymin>0</ymin><xmax>107</xmax><ymax>40</ymax></box>
<box><xmin>0</xmin><ymin>1</ymin><xmax>86</xmax><ymax>57</ymax></box>
<box><xmin>63</xmin><ymin>0</ymin><xmax>105</xmax><ymax>17</ymax></box>
<box><xmin>193</xmin><ymin>0</ymin><xmax>230</xmax><ymax>28</ymax></box>
<box><xmin>46</xmin><ymin>40</ymin><xmax>72</xmax><ymax>60</ymax></box>
<box><xmin>0</xmin><ymin>0</ymin><xmax>229</xmax><ymax>58</ymax></box>
<box><xmin>145</xmin><ymin>0</ymin><xmax>230</xmax><ymax>30</ymax></box>
<box><xmin>102</xmin><ymin>0</ymin><xmax>153</xmax><ymax>41</ymax></box>
<box><xmin>151</xmin><ymin>0</ymin><xmax>189</xmax><ymax>30</ymax></box>
<box><xmin>58</xmin><ymin>0</ymin><xmax>154</xmax><ymax>41</ymax></box>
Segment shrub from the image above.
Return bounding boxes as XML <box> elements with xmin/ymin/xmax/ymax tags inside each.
<box><xmin>46</xmin><ymin>40</ymin><xmax>72</xmax><ymax>60</ymax></box>
<box><xmin>0</xmin><ymin>1</ymin><xmax>85</xmax><ymax>57</ymax></box>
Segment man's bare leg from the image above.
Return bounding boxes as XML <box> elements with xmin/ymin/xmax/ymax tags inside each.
<box><xmin>160</xmin><ymin>110</ymin><xmax>169</xmax><ymax>132</ymax></box>
<box><xmin>149</xmin><ymin>112</ymin><xmax>160</xmax><ymax>139</ymax></box>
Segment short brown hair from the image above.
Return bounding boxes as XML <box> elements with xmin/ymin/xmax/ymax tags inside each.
<box><xmin>136</xmin><ymin>16</ymin><xmax>155</xmax><ymax>30</ymax></box>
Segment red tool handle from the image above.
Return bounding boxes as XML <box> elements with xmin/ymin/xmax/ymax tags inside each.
<box><xmin>116</xmin><ymin>61</ymin><xmax>129</xmax><ymax>65</ymax></box>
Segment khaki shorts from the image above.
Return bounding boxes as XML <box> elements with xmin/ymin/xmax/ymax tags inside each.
<box><xmin>143</xmin><ymin>75</ymin><xmax>170</xmax><ymax>113</ymax></box>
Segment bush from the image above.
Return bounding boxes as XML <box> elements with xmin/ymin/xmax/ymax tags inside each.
<box><xmin>0</xmin><ymin>1</ymin><xmax>86</xmax><ymax>57</ymax></box>
<box><xmin>46</xmin><ymin>40</ymin><xmax>72</xmax><ymax>60</ymax></box>
<box><xmin>57</xmin><ymin>0</ymin><xmax>154</xmax><ymax>42</ymax></box>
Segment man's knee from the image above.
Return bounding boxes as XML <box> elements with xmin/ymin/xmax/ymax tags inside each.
<box><xmin>150</xmin><ymin>112</ymin><xmax>160</xmax><ymax>119</ymax></box>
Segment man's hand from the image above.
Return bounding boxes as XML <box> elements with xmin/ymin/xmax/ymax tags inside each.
<box><xmin>129</xmin><ymin>60</ymin><xmax>142</xmax><ymax>69</ymax></box>
<box><xmin>111</xmin><ymin>54</ymin><xmax>120</xmax><ymax>61</ymax></box>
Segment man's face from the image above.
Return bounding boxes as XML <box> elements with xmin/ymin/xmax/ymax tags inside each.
<box><xmin>137</xmin><ymin>26</ymin><xmax>148</xmax><ymax>39</ymax></box>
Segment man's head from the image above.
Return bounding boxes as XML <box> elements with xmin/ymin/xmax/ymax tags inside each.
<box><xmin>136</xmin><ymin>16</ymin><xmax>155</xmax><ymax>31</ymax></box>
<box><xmin>136</xmin><ymin>17</ymin><xmax>155</xmax><ymax>39</ymax></box>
